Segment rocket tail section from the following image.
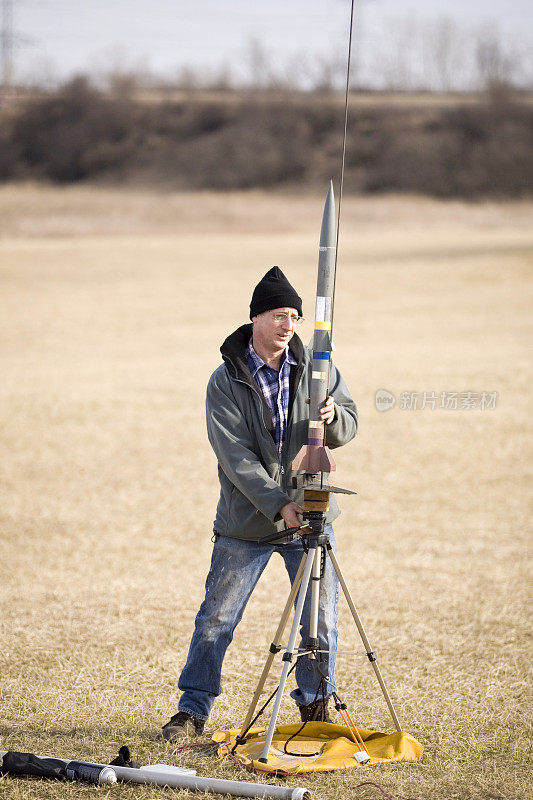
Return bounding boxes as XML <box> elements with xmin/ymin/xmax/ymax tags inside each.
<box><xmin>292</xmin><ymin>444</ymin><xmax>336</xmax><ymax>475</ymax></box>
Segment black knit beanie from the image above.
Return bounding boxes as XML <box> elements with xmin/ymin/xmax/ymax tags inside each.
<box><xmin>249</xmin><ymin>266</ymin><xmax>303</xmax><ymax>319</ymax></box>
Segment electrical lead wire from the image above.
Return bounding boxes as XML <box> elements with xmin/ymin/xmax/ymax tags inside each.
<box><xmin>331</xmin><ymin>0</ymin><xmax>356</xmax><ymax>344</ymax></box>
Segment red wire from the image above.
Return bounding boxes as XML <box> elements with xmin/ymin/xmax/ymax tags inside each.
<box><xmin>172</xmin><ymin>740</ymin><xmax>219</xmax><ymax>755</ymax></box>
<box><xmin>352</xmin><ymin>782</ymin><xmax>421</xmax><ymax>800</ymax></box>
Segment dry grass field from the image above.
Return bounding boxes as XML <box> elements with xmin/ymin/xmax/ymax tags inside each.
<box><xmin>0</xmin><ymin>185</ymin><xmax>531</xmax><ymax>800</ymax></box>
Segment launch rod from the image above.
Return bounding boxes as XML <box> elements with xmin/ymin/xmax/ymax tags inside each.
<box><xmin>332</xmin><ymin>0</ymin><xmax>356</xmax><ymax>344</ymax></box>
<box><xmin>296</xmin><ymin>0</ymin><xmax>357</xmax><ymax>478</ymax></box>
<box><xmin>292</xmin><ymin>0</ymin><xmax>357</xmax><ymax>478</ymax></box>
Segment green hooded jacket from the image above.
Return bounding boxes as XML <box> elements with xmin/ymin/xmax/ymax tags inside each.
<box><xmin>206</xmin><ymin>323</ymin><xmax>358</xmax><ymax>541</ymax></box>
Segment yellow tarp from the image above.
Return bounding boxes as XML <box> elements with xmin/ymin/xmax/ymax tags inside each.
<box><xmin>213</xmin><ymin>722</ymin><xmax>423</xmax><ymax>773</ymax></box>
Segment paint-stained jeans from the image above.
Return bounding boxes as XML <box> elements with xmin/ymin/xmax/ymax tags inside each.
<box><xmin>177</xmin><ymin>525</ymin><xmax>339</xmax><ymax>720</ymax></box>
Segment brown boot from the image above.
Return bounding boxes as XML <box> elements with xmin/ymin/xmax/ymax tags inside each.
<box><xmin>298</xmin><ymin>698</ymin><xmax>332</xmax><ymax>723</ymax></box>
<box><xmin>162</xmin><ymin>711</ymin><xmax>205</xmax><ymax>741</ymax></box>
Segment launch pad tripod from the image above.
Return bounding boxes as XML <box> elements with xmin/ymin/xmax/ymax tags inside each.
<box><xmin>237</xmin><ymin>486</ymin><xmax>402</xmax><ymax>765</ymax></box>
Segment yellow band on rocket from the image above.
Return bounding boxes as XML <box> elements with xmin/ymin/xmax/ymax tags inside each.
<box><xmin>315</xmin><ymin>321</ymin><xmax>331</xmax><ymax>330</ymax></box>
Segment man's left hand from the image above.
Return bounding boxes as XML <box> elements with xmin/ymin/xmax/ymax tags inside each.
<box><xmin>319</xmin><ymin>396</ymin><xmax>336</xmax><ymax>425</ymax></box>
<box><xmin>306</xmin><ymin>396</ymin><xmax>336</xmax><ymax>425</ymax></box>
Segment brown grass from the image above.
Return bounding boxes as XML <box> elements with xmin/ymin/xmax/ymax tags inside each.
<box><xmin>0</xmin><ymin>186</ymin><xmax>531</xmax><ymax>799</ymax></box>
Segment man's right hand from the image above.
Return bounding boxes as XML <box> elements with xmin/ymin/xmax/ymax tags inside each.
<box><xmin>280</xmin><ymin>501</ymin><xmax>305</xmax><ymax>528</ymax></box>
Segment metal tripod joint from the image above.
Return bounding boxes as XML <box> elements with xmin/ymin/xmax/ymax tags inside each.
<box><xmin>282</xmin><ymin>652</ymin><xmax>293</xmax><ymax>663</ymax></box>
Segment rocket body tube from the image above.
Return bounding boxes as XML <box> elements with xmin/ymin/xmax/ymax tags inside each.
<box><xmin>292</xmin><ymin>181</ymin><xmax>337</xmax><ymax>476</ymax></box>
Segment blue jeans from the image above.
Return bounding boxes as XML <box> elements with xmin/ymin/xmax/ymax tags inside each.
<box><xmin>178</xmin><ymin>525</ymin><xmax>339</xmax><ymax>720</ymax></box>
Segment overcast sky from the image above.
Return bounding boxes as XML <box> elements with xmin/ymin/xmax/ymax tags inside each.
<box><xmin>10</xmin><ymin>0</ymin><xmax>533</xmax><ymax>87</ymax></box>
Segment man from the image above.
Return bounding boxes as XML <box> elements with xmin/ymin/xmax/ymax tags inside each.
<box><xmin>162</xmin><ymin>266</ymin><xmax>357</xmax><ymax>740</ymax></box>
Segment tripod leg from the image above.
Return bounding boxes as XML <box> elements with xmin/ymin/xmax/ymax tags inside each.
<box><xmin>307</xmin><ymin>547</ymin><xmax>322</xmax><ymax>660</ymax></box>
<box><xmin>238</xmin><ymin>551</ymin><xmax>308</xmax><ymax>739</ymax></box>
<box><xmin>258</xmin><ymin>546</ymin><xmax>317</xmax><ymax>763</ymax></box>
<box><xmin>328</xmin><ymin>547</ymin><xmax>402</xmax><ymax>732</ymax></box>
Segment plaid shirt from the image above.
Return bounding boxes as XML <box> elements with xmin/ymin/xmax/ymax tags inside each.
<box><xmin>246</xmin><ymin>338</ymin><xmax>297</xmax><ymax>456</ymax></box>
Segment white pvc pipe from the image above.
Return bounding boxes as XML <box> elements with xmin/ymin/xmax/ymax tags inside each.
<box><xmin>114</xmin><ymin>764</ymin><xmax>310</xmax><ymax>799</ymax></box>
<box><xmin>0</xmin><ymin>753</ymin><xmax>310</xmax><ymax>800</ymax></box>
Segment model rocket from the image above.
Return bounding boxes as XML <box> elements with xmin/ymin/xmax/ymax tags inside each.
<box><xmin>292</xmin><ymin>181</ymin><xmax>337</xmax><ymax>478</ymax></box>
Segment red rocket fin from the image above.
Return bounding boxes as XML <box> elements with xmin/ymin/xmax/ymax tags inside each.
<box><xmin>292</xmin><ymin>445</ymin><xmax>336</xmax><ymax>474</ymax></box>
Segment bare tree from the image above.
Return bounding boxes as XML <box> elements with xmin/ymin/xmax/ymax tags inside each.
<box><xmin>421</xmin><ymin>17</ymin><xmax>467</xmax><ymax>92</ymax></box>
<box><xmin>312</xmin><ymin>53</ymin><xmax>347</xmax><ymax>94</ymax></box>
<box><xmin>281</xmin><ymin>51</ymin><xmax>312</xmax><ymax>92</ymax></box>
<box><xmin>377</xmin><ymin>15</ymin><xmax>417</xmax><ymax>91</ymax></box>
<box><xmin>245</xmin><ymin>37</ymin><xmax>275</xmax><ymax>89</ymax></box>
<box><xmin>174</xmin><ymin>65</ymin><xmax>200</xmax><ymax>92</ymax></box>
<box><xmin>93</xmin><ymin>47</ymin><xmax>153</xmax><ymax>97</ymax></box>
<box><xmin>18</xmin><ymin>53</ymin><xmax>58</xmax><ymax>90</ymax></box>
<box><xmin>474</xmin><ymin>24</ymin><xmax>518</xmax><ymax>91</ymax></box>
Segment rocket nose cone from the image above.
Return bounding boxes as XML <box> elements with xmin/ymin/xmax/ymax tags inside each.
<box><xmin>320</xmin><ymin>181</ymin><xmax>336</xmax><ymax>247</ymax></box>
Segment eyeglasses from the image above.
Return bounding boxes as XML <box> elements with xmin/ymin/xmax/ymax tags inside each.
<box><xmin>271</xmin><ymin>312</ymin><xmax>304</xmax><ymax>325</ymax></box>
